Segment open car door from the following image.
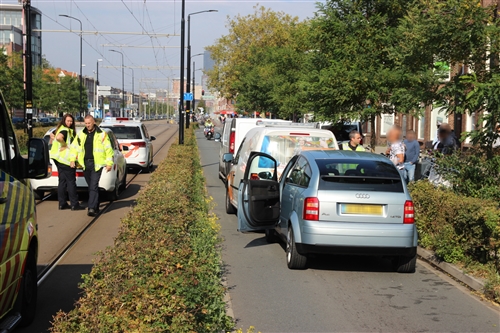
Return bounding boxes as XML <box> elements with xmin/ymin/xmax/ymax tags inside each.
<box><xmin>237</xmin><ymin>152</ymin><xmax>280</xmax><ymax>232</ymax></box>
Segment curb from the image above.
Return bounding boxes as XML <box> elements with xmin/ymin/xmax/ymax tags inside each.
<box><xmin>417</xmin><ymin>246</ymin><xmax>485</xmax><ymax>292</ymax></box>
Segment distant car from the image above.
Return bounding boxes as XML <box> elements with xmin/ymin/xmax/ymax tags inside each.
<box><xmin>235</xmin><ymin>149</ymin><xmax>417</xmax><ymax>272</ymax></box>
<box><xmin>100</xmin><ymin>117</ymin><xmax>155</xmax><ymax>172</ymax></box>
<box><xmin>76</xmin><ymin>116</ymin><xmax>84</xmax><ymax>122</ymax></box>
<box><xmin>12</xmin><ymin>117</ymin><xmax>24</xmax><ymax>124</ymax></box>
<box><xmin>30</xmin><ymin>127</ymin><xmax>127</xmax><ymax>201</ymax></box>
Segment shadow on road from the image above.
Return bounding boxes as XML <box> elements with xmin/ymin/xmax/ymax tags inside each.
<box><xmin>16</xmin><ymin>264</ymin><xmax>92</xmax><ymax>333</ymax></box>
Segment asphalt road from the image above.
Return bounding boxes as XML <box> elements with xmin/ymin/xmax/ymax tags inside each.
<box><xmin>16</xmin><ymin>120</ymin><xmax>177</xmax><ymax>333</ymax></box>
<box><xmin>198</xmin><ymin>126</ymin><xmax>500</xmax><ymax>333</ymax></box>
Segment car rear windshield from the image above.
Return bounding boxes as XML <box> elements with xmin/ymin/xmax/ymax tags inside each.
<box><xmin>101</xmin><ymin>126</ymin><xmax>142</xmax><ymax>140</ymax></box>
<box><xmin>315</xmin><ymin>159</ymin><xmax>404</xmax><ymax>192</ymax></box>
<box><xmin>331</xmin><ymin>124</ymin><xmax>358</xmax><ymax>142</ymax></box>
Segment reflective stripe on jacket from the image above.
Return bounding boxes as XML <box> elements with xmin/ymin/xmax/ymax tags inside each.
<box><xmin>70</xmin><ymin>127</ymin><xmax>114</xmax><ymax>171</ymax></box>
<box><xmin>50</xmin><ymin>126</ymin><xmax>74</xmax><ymax>166</ymax></box>
<box><xmin>342</xmin><ymin>142</ymin><xmax>365</xmax><ymax>152</ymax></box>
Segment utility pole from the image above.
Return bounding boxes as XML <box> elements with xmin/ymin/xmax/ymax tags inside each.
<box><xmin>22</xmin><ymin>0</ymin><xmax>33</xmax><ymax>138</ymax></box>
<box><xmin>179</xmin><ymin>0</ymin><xmax>185</xmax><ymax>144</ymax></box>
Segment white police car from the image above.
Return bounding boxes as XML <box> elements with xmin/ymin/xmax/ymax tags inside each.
<box><xmin>100</xmin><ymin>117</ymin><xmax>156</xmax><ymax>172</ymax></box>
<box><xmin>30</xmin><ymin>127</ymin><xmax>127</xmax><ymax>201</ymax></box>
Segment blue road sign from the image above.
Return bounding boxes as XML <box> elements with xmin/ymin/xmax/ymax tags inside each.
<box><xmin>184</xmin><ymin>92</ymin><xmax>193</xmax><ymax>101</ymax></box>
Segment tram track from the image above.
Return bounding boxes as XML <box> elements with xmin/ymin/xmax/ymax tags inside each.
<box><xmin>36</xmin><ymin>124</ymin><xmax>178</xmax><ymax>285</ymax></box>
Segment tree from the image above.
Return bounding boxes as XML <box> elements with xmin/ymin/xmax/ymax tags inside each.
<box><xmin>205</xmin><ymin>6</ymin><xmax>301</xmax><ymax>101</ymax></box>
<box><xmin>0</xmin><ymin>50</ymin><xmax>25</xmax><ymax>111</ymax></box>
<box><xmin>398</xmin><ymin>0</ymin><xmax>499</xmax><ymax>156</ymax></box>
<box><xmin>305</xmin><ymin>0</ymin><xmax>433</xmax><ymax>147</ymax></box>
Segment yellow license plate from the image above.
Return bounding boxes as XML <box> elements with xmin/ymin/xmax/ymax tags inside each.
<box><xmin>341</xmin><ymin>204</ymin><xmax>383</xmax><ymax>215</ymax></box>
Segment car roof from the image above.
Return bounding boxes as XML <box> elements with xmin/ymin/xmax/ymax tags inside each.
<box><xmin>300</xmin><ymin>149</ymin><xmax>390</xmax><ymax>163</ymax></box>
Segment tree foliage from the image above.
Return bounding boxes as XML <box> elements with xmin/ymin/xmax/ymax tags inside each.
<box><xmin>0</xmin><ymin>49</ymin><xmax>87</xmax><ymax>116</ymax></box>
<box><xmin>206</xmin><ymin>1</ymin><xmax>500</xmax><ymax>148</ymax></box>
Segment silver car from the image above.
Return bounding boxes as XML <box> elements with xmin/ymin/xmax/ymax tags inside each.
<box><xmin>236</xmin><ymin>150</ymin><xmax>418</xmax><ymax>272</ymax></box>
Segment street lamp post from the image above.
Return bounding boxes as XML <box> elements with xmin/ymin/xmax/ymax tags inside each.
<box><xmin>110</xmin><ymin>49</ymin><xmax>125</xmax><ymax>117</ymax></box>
<box><xmin>179</xmin><ymin>0</ymin><xmax>186</xmax><ymax>144</ymax></box>
<box><xmin>186</xmin><ymin>9</ymin><xmax>217</xmax><ymax>129</ymax></box>
<box><xmin>130</xmin><ymin>68</ymin><xmax>135</xmax><ymax>115</ymax></box>
<box><xmin>96</xmin><ymin>58</ymin><xmax>102</xmax><ymax>117</ymax></box>
<box><xmin>59</xmin><ymin>14</ymin><xmax>83</xmax><ymax>116</ymax></box>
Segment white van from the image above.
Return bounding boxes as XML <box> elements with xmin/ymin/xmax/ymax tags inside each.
<box><xmin>216</xmin><ymin>118</ymin><xmax>291</xmax><ymax>183</ymax></box>
<box><xmin>222</xmin><ymin>123</ymin><xmax>338</xmax><ymax>213</ymax></box>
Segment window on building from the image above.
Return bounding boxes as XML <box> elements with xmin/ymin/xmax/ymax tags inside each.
<box><xmin>380</xmin><ymin>114</ymin><xmax>394</xmax><ymax>136</ymax></box>
<box><xmin>418</xmin><ymin>116</ymin><xmax>425</xmax><ymax>140</ymax></box>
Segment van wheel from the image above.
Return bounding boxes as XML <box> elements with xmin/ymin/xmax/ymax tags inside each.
<box><xmin>286</xmin><ymin>227</ymin><xmax>307</xmax><ymax>270</ymax></box>
<box><xmin>225</xmin><ymin>188</ymin><xmax>236</xmax><ymax>215</ymax></box>
<box><xmin>395</xmin><ymin>253</ymin><xmax>417</xmax><ymax>273</ymax></box>
<box><xmin>33</xmin><ymin>190</ymin><xmax>44</xmax><ymax>200</ymax></box>
<box><xmin>14</xmin><ymin>248</ymin><xmax>37</xmax><ymax>327</ymax></box>
<box><xmin>265</xmin><ymin>229</ymin><xmax>279</xmax><ymax>243</ymax></box>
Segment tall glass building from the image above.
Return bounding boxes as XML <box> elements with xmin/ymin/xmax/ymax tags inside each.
<box><xmin>0</xmin><ymin>4</ymin><xmax>42</xmax><ymax>66</ymax></box>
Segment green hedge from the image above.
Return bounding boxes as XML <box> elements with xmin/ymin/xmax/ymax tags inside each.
<box><xmin>409</xmin><ymin>181</ymin><xmax>500</xmax><ymax>301</ymax></box>
<box><xmin>50</xmin><ymin>128</ymin><xmax>233</xmax><ymax>332</ymax></box>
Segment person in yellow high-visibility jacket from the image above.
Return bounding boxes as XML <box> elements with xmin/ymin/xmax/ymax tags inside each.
<box><xmin>340</xmin><ymin>130</ymin><xmax>365</xmax><ymax>173</ymax></box>
<box><xmin>70</xmin><ymin>115</ymin><xmax>114</xmax><ymax>216</ymax></box>
<box><xmin>50</xmin><ymin>114</ymin><xmax>83</xmax><ymax>211</ymax></box>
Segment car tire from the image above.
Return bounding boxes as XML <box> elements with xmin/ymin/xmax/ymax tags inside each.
<box><xmin>225</xmin><ymin>187</ymin><xmax>236</xmax><ymax>215</ymax></box>
<box><xmin>14</xmin><ymin>247</ymin><xmax>37</xmax><ymax>327</ymax></box>
<box><xmin>33</xmin><ymin>190</ymin><xmax>44</xmax><ymax>200</ymax></box>
<box><xmin>265</xmin><ymin>229</ymin><xmax>279</xmax><ymax>243</ymax></box>
<box><xmin>286</xmin><ymin>227</ymin><xmax>307</xmax><ymax>270</ymax></box>
<box><xmin>395</xmin><ymin>253</ymin><xmax>417</xmax><ymax>273</ymax></box>
<box><xmin>119</xmin><ymin>167</ymin><xmax>127</xmax><ymax>191</ymax></box>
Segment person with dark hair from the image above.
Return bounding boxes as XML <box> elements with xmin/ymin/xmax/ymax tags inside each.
<box><xmin>435</xmin><ymin>123</ymin><xmax>458</xmax><ymax>155</ymax></box>
<box><xmin>341</xmin><ymin>130</ymin><xmax>364</xmax><ymax>151</ymax></box>
<box><xmin>50</xmin><ymin>114</ymin><xmax>83</xmax><ymax>210</ymax></box>
<box><xmin>70</xmin><ymin>115</ymin><xmax>114</xmax><ymax>216</ymax></box>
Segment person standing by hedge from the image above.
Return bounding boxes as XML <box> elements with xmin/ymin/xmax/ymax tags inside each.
<box><xmin>70</xmin><ymin>115</ymin><xmax>114</xmax><ymax>217</ymax></box>
<box><xmin>50</xmin><ymin>114</ymin><xmax>83</xmax><ymax>211</ymax></box>
<box><xmin>403</xmin><ymin>130</ymin><xmax>420</xmax><ymax>183</ymax></box>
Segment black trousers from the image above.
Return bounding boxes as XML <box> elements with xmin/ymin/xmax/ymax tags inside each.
<box><xmin>83</xmin><ymin>159</ymin><xmax>102</xmax><ymax>211</ymax></box>
<box><xmin>54</xmin><ymin>160</ymin><xmax>79</xmax><ymax>207</ymax></box>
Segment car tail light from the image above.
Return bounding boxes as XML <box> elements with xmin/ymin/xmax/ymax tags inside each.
<box><xmin>404</xmin><ymin>200</ymin><xmax>415</xmax><ymax>224</ymax></box>
<box><xmin>229</xmin><ymin>132</ymin><xmax>235</xmax><ymax>153</ymax></box>
<box><xmin>131</xmin><ymin>141</ymin><xmax>146</xmax><ymax>147</ymax></box>
<box><xmin>250</xmin><ymin>173</ymin><xmax>260</xmax><ymax>180</ymax></box>
<box><xmin>303</xmin><ymin>197</ymin><xmax>319</xmax><ymax>221</ymax></box>
<box><xmin>48</xmin><ymin>164</ymin><xmax>52</xmax><ymax>174</ymax></box>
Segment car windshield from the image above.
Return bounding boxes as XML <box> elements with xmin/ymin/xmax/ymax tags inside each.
<box><xmin>101</xmin><ymin>126</ymin><xmax>142</xmax><ymax>140</ymax></box>
<box><xmin>315</xmin><ymin>158</ymin><xmax>404</xmax><ymax>192</ymax></box>
<box><xmin>260</xmin><ymin>134</ymin><xmax>336</xmax><ymax>168</ymax></box>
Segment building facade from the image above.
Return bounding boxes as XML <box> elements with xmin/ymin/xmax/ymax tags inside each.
<box><xmin>0</xmin><ymin>4</ymin><xmax>42</xmax><ymax>66</ymax></box>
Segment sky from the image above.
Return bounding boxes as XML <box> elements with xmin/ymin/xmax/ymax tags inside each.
<box><xmin>2</xmin><ymin>0</ymin><xmax>324</xmax><ymax>93</ymax></box>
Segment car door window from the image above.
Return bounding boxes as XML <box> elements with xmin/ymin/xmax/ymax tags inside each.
<box><xmin>286</xmin><ymin>157</ymin><xmax>311</xmax><ymax>187</ymax></box>
<box><xmin>142</xmin><ymin>125</ymin><xmax>149</xmax><ymax>139</ymax></box>
<box><xmin>233</xmin><ymin>138</ymin><xmax>245</xmax><ymax>164</ymax></box>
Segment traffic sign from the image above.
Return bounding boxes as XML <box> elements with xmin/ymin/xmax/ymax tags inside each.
<box><xmin>184</xmin><ymin>92</ymin><xmax>193</xmax><ymax>101</ymax></box>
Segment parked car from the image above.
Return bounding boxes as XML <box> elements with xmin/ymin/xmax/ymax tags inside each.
<box><xmin>100</xmin><ymin>117</ymin><xmax>155</xmax><ymax>172</ymax></box>
<box><xmin>232</xmin><ymin>149</ymin><xmax>418</xmax><ymax>272</ymax></box>
<box><xmin>223</xmin><ymin>123</ymin><xmax>338</xmax><ymax>214</ymax></box>
<box><xmin>216</xmin><ymin>118</ymin><xmax>292</xmax><ymax>184</ymax></box>
<box><xmin>0</xmin><ymin>90</ymin><xmax>49</xmax><ymax>329</ymax></box>
<box><xmin>30</xmin><ymin>127</ymin><xmax>127</xmax><ymax>200</ymax></box>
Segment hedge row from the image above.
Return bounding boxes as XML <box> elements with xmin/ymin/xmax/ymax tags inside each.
<box><xmin>409</xmin><ymin>181</ymin><xmax>500</xmax><ymax>302</ymax></box>
<box><xmin>50</xmin><ymin>128</ymin><xmax>233</xmax><ymax>332</ymax></box>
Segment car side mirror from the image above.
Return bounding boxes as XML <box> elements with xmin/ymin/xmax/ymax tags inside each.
<box><xmin>223</xmin><ymin>153</ymin><xmax>234</xmax><ymax>163</ymax></box>
<box><xmin>150</xmin><ymin>136</ymin><xmax>156</xmax><ymax>141</ymax></box>
<box><xmin>214</xmin><ymin>132</ymin><xmax>222</xmax><ymax>142</ymax></box>
<box><xmin>27</xmin><ymin>138</ymin><xmax>50</xmax><ymax>179</ymax></box>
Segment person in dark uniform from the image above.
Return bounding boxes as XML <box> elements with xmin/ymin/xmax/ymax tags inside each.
<box><xmin>70</xmin><ymin>115</ymin><xmax>114</xmax><ymax>216</ymax></box>
<box><xmin>50</xmin><ymin>114</ymin><xmax>83</xmax><ymax>210</ymax></box>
